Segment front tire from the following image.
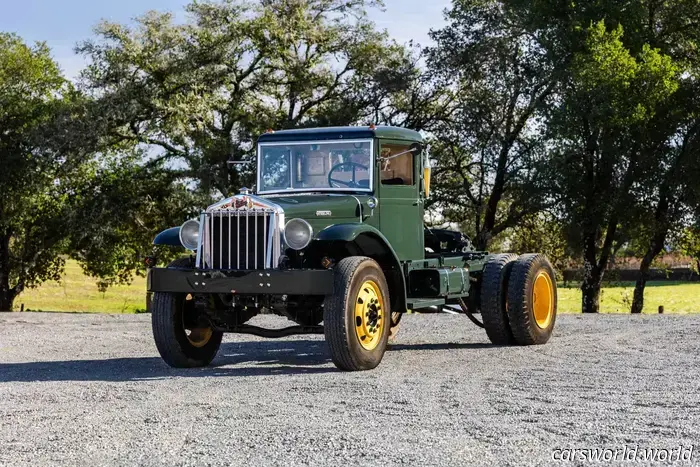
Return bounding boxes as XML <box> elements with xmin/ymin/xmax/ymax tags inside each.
<box><xmin>324</xmin><ymin>257</ymin><xmax>391</xmax><ymax>371</ymax></box>
<box><xmin>506</xmin><ymin>254</ymin><xmax>557</xmax><ymax>345</ymax></box>
<box><xmin>151</xmin><ymin>258</ymin><xmax>223</xmax><ymax>368</ymax></box>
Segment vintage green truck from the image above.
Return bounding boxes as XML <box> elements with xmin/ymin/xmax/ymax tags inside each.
<box><xmin>147</xmin><ymin>125</ymin><xmax>557</xmax><ymax>371</ymax></box>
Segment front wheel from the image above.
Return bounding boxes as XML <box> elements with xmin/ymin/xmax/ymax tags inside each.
<box><xmin>151</xmin><ymin>258</ymin><xmax>223</xmax><ymax>368</ymax></box>
<box><xmin>324</xmin><ymin>257</ymin><xmax>391</xmax><ymax>371</ymax></box>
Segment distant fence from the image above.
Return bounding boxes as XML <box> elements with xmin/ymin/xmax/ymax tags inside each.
<box><xmin>562</xmin><ymin>268</ymin><xmax>700</xmax><ymax>283</ymax></box>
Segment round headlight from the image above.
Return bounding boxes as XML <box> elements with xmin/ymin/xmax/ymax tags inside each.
<box><xmin>179</xmin><ymin>219</ymin><xmax>200</xmax><ymax>251</ymax></box>
<box><xmin>284</xmin><ymin>218</ymin><xmax>313</xmax><ymax>250</ymax></box>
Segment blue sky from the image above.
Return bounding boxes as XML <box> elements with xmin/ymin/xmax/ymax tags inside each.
<box><xmin>0</xmin><ymin>0</ymin><xmax>450</xmax><ymax>79</ymax></box>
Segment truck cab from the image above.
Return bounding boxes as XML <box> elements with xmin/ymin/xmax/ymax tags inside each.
<box><xmin>255</xmin><ymin>125</ymin><xmax>427</xmax><ymax>261</ymax></box>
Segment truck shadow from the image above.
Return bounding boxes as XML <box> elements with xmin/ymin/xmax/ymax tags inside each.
<box><xmin>0</xmin><ymin>340</ymin><xmax>493</xmax><ymax>383</ymax></box>
<box><xmin>0</xmin><ymin>340</ymin><xmax>334</xmax><ymax>382</ymax></box>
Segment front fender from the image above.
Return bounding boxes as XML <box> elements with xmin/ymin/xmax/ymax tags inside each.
<box><xmin>316</xmin><ymin>223</ymin><xmax>406</xmax><ymax>311</ymax></box>
<box><xmin>153</xmin><ymin>227</ymin><xmax>183</xmax><ymax>247</ymax></box>
<box><xmin>317</xmin><ymin>223</ymin><xmax>391</xmax><ymax>246</ymax></box>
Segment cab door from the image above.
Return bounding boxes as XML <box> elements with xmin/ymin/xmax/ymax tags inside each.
<box><xmin>377</xmin><ymin>140</ymin><xmax>424</xmax><ymax>261</ymax></box>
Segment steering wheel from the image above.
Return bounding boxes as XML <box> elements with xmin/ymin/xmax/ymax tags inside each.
<box><xmin>328</xmin><ymin>161</ymin><xmax>369</xmax><ymax>189</ymax></box>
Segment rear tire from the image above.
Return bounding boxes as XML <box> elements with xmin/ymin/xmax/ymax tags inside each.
<box><xmin>151</xmin><ymin>258</ymin><xmax>223</xmax><ymax>368</ymax></box>
<box><xmin>324</xmin><ymin>257</ymin><xmax>391</xmax><ymax>371</ymax></box>
<box><xmin>506</xmin><ymin>254</ymin><xmax>557</xmax><ymax>345</ymax></box>
<box><xmin>481</xmin><ymin>254</ymin><xmax>518</xmax><ymax>345</ymax></box>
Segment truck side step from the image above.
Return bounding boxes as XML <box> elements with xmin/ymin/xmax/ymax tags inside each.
<box><xmin>407</xmin><ymin>298</ymin><xmax>446</xmax><ymax>310</ymax></box>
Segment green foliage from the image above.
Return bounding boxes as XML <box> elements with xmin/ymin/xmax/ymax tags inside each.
<box><xmin>67</xmin><ymin>151</ymin><xmax>200</xmax><ymax>291</ymax></box>
<box><xmin>572</xmin><ymin>22</ymin><xmax>679</xmax><ymax>127</ymax></box>
<box><xmin>77</xmin><ymin>0</ymin><xmax>415</xmax><ymax>198</ymax></box>
<box><xmin>678</xmin><ymin>228</ymin><xmax>700</xmax><ymax>273</ymax></box>
<box><xmin>500</xmin><ymin>213</ymin><xmax>573</xmax><ymax>278</ymax></box>
<box><xmin>426</xmin><ymin>0</ymin><xmax>560</xmax><ymax>249</ymax></box>
<box><xmin>0</xmin><ymin>33</ymin><xmax>89</xmax><ymax>310</ymax></box>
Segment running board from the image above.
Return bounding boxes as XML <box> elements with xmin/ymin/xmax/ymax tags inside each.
<box><xmin>407</xmin><ymin>298</ymin><xmax>446</xmax><ymax>310</ymax></box>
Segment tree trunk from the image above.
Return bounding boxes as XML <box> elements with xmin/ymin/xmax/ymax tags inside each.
<box><xmin>581</xmin><ymin>232</ymin><xmax>607</xmax><ymax>314</ymax></box>
<box><xmin>631</xmin><ymin>200</ymin><xmax>669</xmax><ymax>314</ymax></box>
<box><xmin>632</xmin><ymin>241</ymin><xmax>665</xmax><ymax>315</ymax></box>
<box><xmin>0</xmin><ymin>288</ymin><xmax>15</xmax><ymax>312</ymax></box>
<box><xmin>0</xmin><ymin>266</ymin><xmax>15</xmax><ymax>312</ymax></box>
<box><xmin>631</xmin><ymin>258</ymin><xmax>652</xmax><ymax>315</ymax></box>
<box><xmin>0</xmin><ymin>232</ymin><xmax>14</xmax><ymax>312</ymax></box>
<box><xmin>581</xmin><ymin>268</ymin><xmax>603</xmax><ymax>314</ymax></box>
<box><xmin>474</xmin><ymin>229</ymin><xmax>491</xmax><ymax>252</ymax></box>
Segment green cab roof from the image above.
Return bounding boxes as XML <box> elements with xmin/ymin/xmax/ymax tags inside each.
<box><xmin>257</xmin><ymin>125</ymin><xmax>423</xmax><ymax>143</ymax></box>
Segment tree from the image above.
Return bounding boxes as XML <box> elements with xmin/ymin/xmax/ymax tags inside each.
<box><xmin>497</xmin><ymin>0</ymin><xmax>700</xmax><ymax>313</ymax></box>
<box><xmin>67</xmin><ymin>151</ymin><xmax>198</xmax><ymax>291</ymax></box>
<box><xmin>425</xmin><ymin>0</ymin><xmax>562</xmax><ymax>250</ymax></box>
<box><xmin>77</xmin><ymin>0</ymin><xmax>415</xmax><ymax>199</ymax></box>
<box><xmin>628</xmin><ymin>100</ymin><xmax>700</xmax><ymax>314</ymax></box>
<box><xmin>678</xmin><ymin>227</ymin><xmax>700</xmax><ymax>273</ymax></box>
<box><xmin>550</xmin><ymin>22</ymin><xmax>680</xmax><ymax>313</ymax></box>
<box><xmin>502</xmin><ymin>212</ymin><xmax>572</xmax><ymax>277</ymax></box>
<box><xmin>0</xmin><ymin>34</ymin><xmax>93</xmax><ymax>311</ymax></box>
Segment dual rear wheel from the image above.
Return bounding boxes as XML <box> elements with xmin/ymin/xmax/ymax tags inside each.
<box><xmin>480</xmin><ymin>254</ymin><xmax>557</xmax><ymax>346</ymax></box>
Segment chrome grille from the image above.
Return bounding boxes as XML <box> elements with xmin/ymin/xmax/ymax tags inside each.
<box><xmin>197</xmin><ymin>207</ymin><xmax>281</xmax><ymax>270</ymax></box>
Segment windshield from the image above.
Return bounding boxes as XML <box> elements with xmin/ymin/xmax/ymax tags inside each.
<box><xmin>257</xmin><ymin>140</ymin><xmax>373</xmax><ymax>193</ymax></box>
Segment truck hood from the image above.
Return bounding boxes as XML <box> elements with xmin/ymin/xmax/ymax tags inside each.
<box><xmin>261</xmin><ymin>194</ymin><xmax>367</xmax><ymax>232</ymax></box>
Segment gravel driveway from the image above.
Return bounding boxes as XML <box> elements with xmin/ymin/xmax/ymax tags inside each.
<box><xmin>1</xmin><ymin>312</ymin><xmax>699</xmax><ymax>466</ymax></box>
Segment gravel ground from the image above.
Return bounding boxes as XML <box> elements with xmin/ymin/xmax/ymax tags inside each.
<box><xmin>1</xmin><ymin>312</ymin><xmax>699</xmax><ymax>467</ymax></box>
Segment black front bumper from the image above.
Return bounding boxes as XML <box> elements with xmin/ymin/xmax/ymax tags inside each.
<box><xmin>147</xmin><ymin>268</ymin><xmax>334</xmax><ymax>295</ymax></box>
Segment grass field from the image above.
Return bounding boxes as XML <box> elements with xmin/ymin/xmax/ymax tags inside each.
<box><xmin>558</xmin><ymin>281</ymin><xmax>700</xmax><ymax>314</ymax></box>
<box><xmin>11</xmin><ymin>260</ymin><xmax>700</xmax><ymax>314</ymax></box>
<box><xmin>13</xmin><ymin>261</ymin><xmax>147</xmax><ymax>314</ymax></box>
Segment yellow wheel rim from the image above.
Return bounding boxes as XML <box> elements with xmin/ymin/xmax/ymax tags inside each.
<box><xmin>354</xmin><ymin>280</ymin><xmax>385</xmax><ymax>351</ymax></box>
<box><xmin>182</xmin><ymin>297</ymin><xmax>213</xmax><ymax>348</ymax></box>
<box><xmin>532</xmin><ymin>271</ymin><xmax>554</xmax><ymax>329</ymax></box>
<box><xmin>186</xmin><ymin>327</ymin><xmax>213</xmax><ymax>348</ymax></box>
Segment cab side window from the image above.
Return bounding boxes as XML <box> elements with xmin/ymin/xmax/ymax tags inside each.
<box><xmin>380</xmin><ymin>144</ymin><xmax>414</xmax><ymax>186</ymax></box>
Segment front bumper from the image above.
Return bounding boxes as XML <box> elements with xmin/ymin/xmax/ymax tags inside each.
<box><xmin>147</xmin><ymin>268</ymin><xmax>334</xmax><ymax>295</ymax></box>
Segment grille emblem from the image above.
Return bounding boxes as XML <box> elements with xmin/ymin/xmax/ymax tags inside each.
<box><xmin>233</xmin><ymin>197</ymin><xmax>254</xmax><ymax>210</ymax></box>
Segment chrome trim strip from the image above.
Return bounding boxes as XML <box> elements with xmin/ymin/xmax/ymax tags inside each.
<box><xmin>237</xmin><ymin>211</ymin><xmax>240</xmax><ymax>270</ymax></box>
<box><xmin>263</xmin><ymin>210</ymin><xmax>268</xmax><ymax>269</ymax></box>
<box><xmin>195</xmin><ymin>212</ymin><xmax>205</xmax><ymax>268</ymax></box>
<box><xmin>245</xmin><ymin>213</ymin><xmax>249</xmax><ymax>269</ymax></box>
<box><xmin>209</xmin><ymin>212</ymin><xmax>214</xmax><ymax>269</ymax></box>
<box><xmin>349</xmin><ymin>195</ymin><xmax>363</xmax><ymax>223</ymax></box>
<box><xmin>266</xmin><ymin>214</ymin><xmax>273</xmax><ymax>269</ymax></box>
